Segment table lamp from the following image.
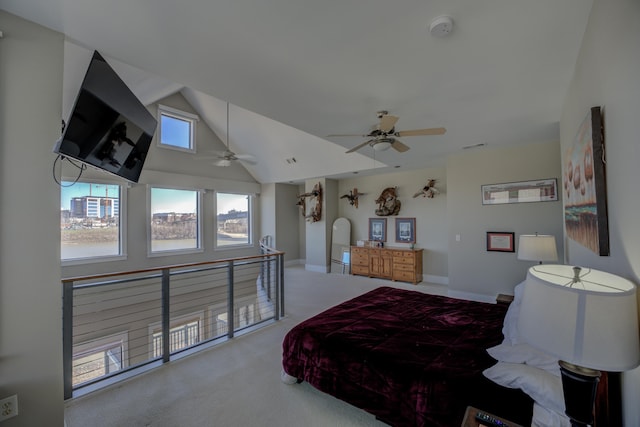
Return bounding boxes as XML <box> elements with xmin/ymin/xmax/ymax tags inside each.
<box><xmin>517</xmin><ymin>234</ymin><xmax>558</xmax><ymax>264</ymax></box>
<box><xmin>518</xmin><ymin>265</ymin><xmax>640</xmax><ymax>426</ymax></box>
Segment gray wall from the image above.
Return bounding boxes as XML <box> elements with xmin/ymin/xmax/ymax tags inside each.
<box><xmin>559</xmin><ymin>0</ymin><xmax>640</xmax><ymax>422</ymax></box>
<box><xmin>61</xmin><ymin>90</ymin><xmax>262</xmax><ymax>279</ymax></box>
<box><xmin>0</xmin><ymin>11</ymin><xmax>65</xmax><ymax>426</ymax></box>
<box><xmin>260</xmin><ymin>184</ymin><xmax>302</xmax><ymax>264</ymax></box>
<box><xmin>260</xmin><ymin>182</ymin><xmax>276</xmax><ymax>244</ymax></box>
<box><xmin>447</xmin><ymin>141</ymin><xmax>564</xmax><ymax>298</ymax></box>
<box><xmin>337</xmin><ymin>168</ymin><xmax>449</xmax><ymax>283</ymax></box>
<box><xmin>304</xmin><ymin>178</ymin><xmax>329</xmax><ymax>272</ymax></box>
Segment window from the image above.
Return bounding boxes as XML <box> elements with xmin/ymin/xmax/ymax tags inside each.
<box><xmin>210</xmin><ymin>302</ymin><xmax>257</xmax><ymax>338</ymax></box>
<box><xmin>61</xmin><ymin>181</ymin><xmax>123</xmax><ymax>262</ymax></box>
<box><xmin>72</xmin><ymin>332</ymin><xmax>128</xmax><ymax>386</ymax></box>
<box><xmin>216</xmin><ymin>192</ymin><xmax>252</xmax><ymax>248</ymax></box>
<box><xmin>151</xmin><ymin>321</ymin><xmax>200</xmax><ymax>358</ymax></box>
<box><xmin>149</xmin><ymin>312</ymin><xmax>204</xmax><ymax>358</ymax></box>
<box><xmin>150</xmin><ymin>187</ymin><xmax>202</xmax><ymax>253</ymax></box>
<box><xmin>157</xmin><ymin>105</ymin><xmax>198</xmax><ymax>152</ymax></box>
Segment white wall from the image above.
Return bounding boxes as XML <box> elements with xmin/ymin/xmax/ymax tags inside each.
<box><xmin>0</xmin><ymin>11</ymin><xmax>65</xmax><ymax>426</ymax></box>
<box><xmin>447</xmin><ymin>141</ymin><xmax>564</xmax><ymax>298</ymax></box>
<box><xmin>560</xmin><ymin>0</ymin><xmax>640</xmax><ymax>422</ymax></box>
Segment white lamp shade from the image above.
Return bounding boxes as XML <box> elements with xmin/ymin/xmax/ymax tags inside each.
<box><xmin>517</xmin><ymin>234</ymin><xmax>558</xmax><ymax>262</ymax></box>
<box><xmin>518</xmin><ymin>265</ymin><xmax>640</xmax><ymax>372</ymax></box>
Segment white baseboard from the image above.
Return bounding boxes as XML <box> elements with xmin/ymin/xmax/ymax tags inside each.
<box><xmin>447</xmin><ymin>289</ymin><xmax>496</xmax><ymax>303</ymax></box>
<box><xmin>305</xmin><ymin>264</ymin><xmax>329</xmax><ymax>273</ymax></box>
<box><xmin>424</xmin><ymin>274</ymin><xmax>448</xmax><ymax>285</ymax></box>
<box><xmin>284</xmin><ymin>259</ymin><xmax>304</xmax><ymax>267</ymax></box>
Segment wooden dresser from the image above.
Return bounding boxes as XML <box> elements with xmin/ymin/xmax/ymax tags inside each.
<box><xmin>350</xmin><ymin>246</ymin><xmax>423</xmax><ymax>284</ymax></box>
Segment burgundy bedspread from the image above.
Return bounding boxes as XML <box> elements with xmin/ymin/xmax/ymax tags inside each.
<box><xmin>282</xmin><ymin>286</ymin><xmax>524</xmax><ymax>426</ymax></box>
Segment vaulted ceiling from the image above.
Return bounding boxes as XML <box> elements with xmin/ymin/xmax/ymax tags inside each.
<box><xmin>1</xmin><ymin>0</ymin><xmax>594</xmax><ymax>184</ymax></box>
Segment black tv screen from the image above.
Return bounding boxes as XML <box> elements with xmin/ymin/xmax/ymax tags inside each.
<box><xmin>54</xmin><ymin>51</ymin><xmax>157</xmax><ymax>183</ymax></box>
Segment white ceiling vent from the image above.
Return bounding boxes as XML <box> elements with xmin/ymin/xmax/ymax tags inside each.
<box><xmin>429</xmin><ymin>16</ymin><xmax>454</xmax><ymax>38</ymax></box>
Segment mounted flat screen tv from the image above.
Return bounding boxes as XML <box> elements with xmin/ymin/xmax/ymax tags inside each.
<box><xmin>54</xmin><ymin>51</ymin><xmax>157</xmax><ymax>183</ymax></box>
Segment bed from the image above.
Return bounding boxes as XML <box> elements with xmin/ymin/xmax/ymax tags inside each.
<box><xmin>282</xmin><ymin>285</ymin><xmax>617</xmax><ymax>426</ymax></box>
<box><xmin>281</xmin><ymin>286</ymin><xmax>534</xmax><ymax>426</ymax></box>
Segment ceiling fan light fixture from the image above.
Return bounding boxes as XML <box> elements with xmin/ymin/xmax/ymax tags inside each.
<box><xmin>218</xmin><ymin>159</ymin><xmax>232</xmax><ymax>167</ymax></box>
<box><xmin>373</xmin><ymin>140</ymin><xmax>393</xmax><ymax>151</ymax></box>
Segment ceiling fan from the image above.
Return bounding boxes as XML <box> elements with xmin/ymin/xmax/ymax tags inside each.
<box><xmin>206</xmin><ymin>103</ymin><xmax>258</xmax><ymax>167</ymax></box>
<box><xmin>328</xmin><ymin>111</ymin><xmax>446</xmax><ymax>154</ymax></box>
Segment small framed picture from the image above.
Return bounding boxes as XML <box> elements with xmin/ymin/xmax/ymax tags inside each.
<box><xmin>395</xmin><ymin>218</ymin><xmax>416</xmax><ymax>243</ymax></box>
<box><xmin>369</xmin><ymin>218</ymin><xmax>387</xmax><ymax>242</ymax></box>
<box><xmin>486</xmin><ymin>231</ymin><xmax>515</xmax><ymax>252</ymax></box>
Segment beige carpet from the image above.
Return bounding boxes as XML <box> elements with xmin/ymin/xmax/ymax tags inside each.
<box><xmin>64</xmin><ymin>266</ymin><xmax>447</xmax><ymax>427</ymax></box>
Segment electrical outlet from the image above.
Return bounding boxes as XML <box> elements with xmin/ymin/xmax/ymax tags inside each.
<box><xmin>0</xmin><ymin>395</ymin><xmax>18</xmax><ymax>421</ymax></box>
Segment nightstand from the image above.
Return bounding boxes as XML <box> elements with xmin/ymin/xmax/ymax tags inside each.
<box><xmin>496</xmin><ymin>293</ymin><xmax>514</xmax><ymax>305</ymax></box>
<box><xmin>461</xmin><ymin>406</ymin><xmax>522</xmax><ymax>427</ymax></box>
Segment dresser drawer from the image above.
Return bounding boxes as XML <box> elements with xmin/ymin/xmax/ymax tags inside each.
<box><xmin>351</xmin><ymin>253</ymin><xmax>369</xmax><ymax>266</ymax></box>
<box><xmin>393</xmin><ymin>255</ymin><xmax>415</xmax><ymax>265</ymax></box>
<box><xmin>393</xmin><ymin>263</ymin><xmax>414</xmax><ymax>272</ymax></box>
<box><xmin>351</xmin><ymin>265</ymin><xmax>370</xmax><ymax>276</ymax></box>
<box><xmin>393</xmin><ymin>270</ymin><xmax>416</xmax><ymax>282</ymax></box>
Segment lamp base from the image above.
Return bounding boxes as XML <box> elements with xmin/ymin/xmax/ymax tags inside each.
<box><xmin>559</xmin><ymin>361</ymin><xmax>601</xmax><ymax>427</ymax></box>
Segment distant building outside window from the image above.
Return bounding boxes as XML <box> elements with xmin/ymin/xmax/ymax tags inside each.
<box><xmin>158</xmin><ymin>105</ymin><xmax>198</xmax><ymax>152</ymax></box>
<box><xmin>150</xmin><ymin>187</ymin><xmax>201</xmax><ymax>253</ymax></box>
<box><xmin>216</xmin><ymin>192</ymin><xmax>252</xmax><ymax>248</ymax></box>
<box><xmin>60</xmin><ymin>181</ymin><xmax>123</xmax><ymax>261</ymax></box>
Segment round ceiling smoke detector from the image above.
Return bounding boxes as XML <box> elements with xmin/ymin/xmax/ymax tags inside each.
<box><xmin>429</xmin><ymin>15</ymin><xmax>454</xmax><ymax>38</ymax></box>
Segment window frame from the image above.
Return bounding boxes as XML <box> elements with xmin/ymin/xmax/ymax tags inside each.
<box><xmin>148</xmin><ymin>311</ymin><xmax>205</xmax><ymax>358</ymax></box>
<box><xmin>157</xmin><ymin>104</ymin><xmax>199</xmax><ymax>153</ymax></box>
<box><xmin>148</xmin><ymin>185</ymin><xmax>204</xmax><ymax>256</ymax></box>
<box><xmin>72</xmin><ymin>331</ymin><xmax>129</xmax><ymax>386</ymax></box>
<box><xmin>60</xmin><ymin>179</ymin><xmax>127</xmax><ymax>266</ymax></box>
<box><xmin>214</xmin><ymin>191</ymin><xmax>254</xmax><ymax>250</ymax></box>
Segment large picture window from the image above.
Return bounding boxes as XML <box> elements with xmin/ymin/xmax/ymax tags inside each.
<box><xmin>150</xmin><ymin>187</ymin><xmax>202</xmax><ymax>253</ymax></box>
<box><xmin>61</xmin><ymin>181</ymin><xmax>123</xmax><ymax>262</ymax></box>
<box><xmin>216</xmin><ymin>192</ymin><xmax>252</xmax><ymax>248</ymax></box>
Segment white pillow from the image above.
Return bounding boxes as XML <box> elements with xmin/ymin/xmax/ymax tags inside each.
<box><xmin>487</xmin><ymin>342</ymin><xmax>560</xmax><ymax>377</ymax></box>
<box><xmin>532</xmin><ymin>402</ymin><xmax>571</xmax><ymax>427</ymax></box>
<box><xmin>483</xmin><ymin>362</ymin><xmax>565</xmax><ymax>414</ymax></box>
<box><xmin>501</xmin><ymin>281</ymin><xmax>525</xmax><ymax>344</ymax></box>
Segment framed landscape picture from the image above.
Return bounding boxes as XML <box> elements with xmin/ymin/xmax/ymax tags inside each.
<box><xmin>481</xmin><ymin>179</ymin><xmax>558</xmax><ymax>205</ymax></box>
<box><xmin>395</xmin><ymin>218</ymin><xmax>416</xmax><ymax>243</ymax></box>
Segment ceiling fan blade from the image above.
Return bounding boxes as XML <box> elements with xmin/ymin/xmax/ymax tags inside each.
<box><xmin>234</xmin><ymin>154</ymin><xmax>258</xmax><ymax>165</ymax></box>
<box><xmin>391</xmin><ymin>139</ymin><xmax>410</xmax><ymax>152</ymax></box>
<box><xmin>201</xmin><ymin>150</ymin><xmax>235</xmax><ymax>158</ymax></box>
<box><xmin>378</xmin><ymin>115</ymin><xmax>399</xmax><ymax>133</ymax></box>
<box><xmin>326</xmin><ymin>133</ymin><xmax>367</xmax><ymax>138</ymax></box>
<box><xmin>394</xmin><ymin>127</ymin><xmax>446</xmax><ymax>137</ymax></box>
<box><xmin>346</xmin><ymin>139</ymin><xmax>374</xmax><ymax>153</ymax></box>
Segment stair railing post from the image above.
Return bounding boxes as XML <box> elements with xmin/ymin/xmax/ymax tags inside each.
<box><xmin>161</xmin><ymin>269</ymin><xmax>171</xmax><ymax>363</ymax></box>
<box><xmin>63</xmin><ymin>281</ymin><xmax>74</xmax><ymax>399</ymax></box>
<box><xmin>227</xmin><ymin>260</ymin><xmax>234</xmax><ymax>338</ymax></box>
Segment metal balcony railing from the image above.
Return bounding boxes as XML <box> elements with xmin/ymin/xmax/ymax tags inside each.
<box><xmin>62</xmin><ymin>241</ymin><xmax>284</xmax><ymax>399</ymax></box>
